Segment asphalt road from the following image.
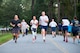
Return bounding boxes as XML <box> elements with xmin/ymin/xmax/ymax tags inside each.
<box><xmin>0</xmin><ymin>34</ymin><xmax>80</xmax><ymax>53</ymax></box>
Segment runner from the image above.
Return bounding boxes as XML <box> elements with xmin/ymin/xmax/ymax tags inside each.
<box><xmin>26</xmin><ymin>23</ymin><xmax>30</xmax><ymax>35</ymax></box>
<box><xmin>49</xmin><ymin>18</ymin><xmax>57</xmax><ymax>38</ymax></box>
<box><xmin>78</xmin><ymin>21</ymin><xmax>80</xmax><ymax>43</ymax></box>
<box><xmin>39</xmin><ymin>11</ymin><xmax>49</xmax><ymax>42</ymax></box>
<box><xmin>21</xmin><ymin>19</ymin><xmax>29</xmax><ymax>36</ymax></box>
<box><xmin>10</xmin><ymin>15</ymin><xmax>21</xmax><ymax>43</ymax></box>
<box><xmin>30</xmin><ymin>16</ymin><xmax>38</xmax><ymax>43</ymax></box>
<box><xmin>58</xmin><ymin>23</ymin><xmax>62</xmax><ymax>36</ymax></box>
<box><xmin>62</xmin><ymin>17</ymin><xmax>70</xmax><ymax>43</ymax></box>
<box><xmin>71</xmin><ymin>17</ymin><xmax>80</xmax><ymax>43</ymax></box>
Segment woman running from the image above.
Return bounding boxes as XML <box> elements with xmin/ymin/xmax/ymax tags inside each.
<box><xmin>49</xmin><ymin>18</ymin><xmax>57</xmax><ymax>38</ymax></box>
<box><xmin>39</xmin><ymin>11</ymin><xmax>49</xmax><ymax>42</ymax></box>
<box><xmin>10</xmin><ymin>15</ymin><xmax>21</xmax><ymax>43</ymax></box>
<box><xmin>21</xmin><ymin>19</ymin><xmax>29</xmax><ymax>36</ymax></box>
<box><xmin>30</xmin><ymin>16</ymin><xmax>38</xmax><ymax>43</ymax></box>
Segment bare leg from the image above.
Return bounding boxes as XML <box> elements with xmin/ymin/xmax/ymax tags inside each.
<box><xmin>73</xmin><ymin>36</ymin><xmax>76</xmax><ymax>43</ymax></box>
<box><xmin>15</xmin><ymin>31</ymin><xmax>20</xmax><ymax>43</ymax></box>
<box><xmin>22</xmin><ymin>29</ymin><xmax>25</xmax><ymax>36</ymax></box>
<box><xmin>32</xmin><ymin>31</ymin><xmax>35</xmax><ymax>43</ymax></box>
<box><xmin>65</xmin><ymin>34</ymin><xmax>68</xmax><ymax>42</ymax></box>
<box><xmin>76</xmin><ymin>36</ymin><xmax>80</xmax><ymax>43</ymax></box>
<box><xmin>41</xmin><ymin>29</ymin><xmax>46</xmax><ymax>42</ymax></box>
<box><xmin>12</xmin><ymin>33</ymin><xmax>16</xmax><ymax>40</ymax></box>
<box><xmin>59</xmin><ymin>31</ymin><xmax>62</xmax><ymax>35</ymax></box>
<box><xmin>65</xmin><ymin>31</ymin><xmax>69</xmax><ymax>42</ymax></box>
<box><xmin>52</xmin><ymin>31</ymin><xmax>56</xmax><ymax>37</ymax></box>
<box><xmin>63</xmin><ymin>33</ymin><xmax>65</xmax><ymax>41</ymax></box>
<box><xmin>15</xmin><ymin>34</ymin><xmax>19</xmax><ymax>43</ymax></box>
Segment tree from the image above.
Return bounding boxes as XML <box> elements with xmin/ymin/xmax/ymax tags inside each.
<box><xmin>33</xmin><ymin>0</ymin><xmax>48</xmax><ymax>18</ymax></box>
<box><xmin>0</xmin><ymin>0</ymin><xmax>2</xmax><ymax>5</ymax></box>
<box><xmin>31</xmin><ymin>0</ymin><xmax>35</xmax><ymax>16</ymax></box>
<box><xmin>0</xmin><ymin>0</ymin><xmax>22</xmax><ymax>26</ymax></box>
<box><xmin>60</xmin><ymin>0</ymin><xmax>75</xmax><ymax>20</ymax></box>
<box><xmin>47</xmin><ymin>0</ymin><xmax>54</xmax><ymax>21</ymax></box>
<box><xmin>0</xmin><ymin>0</ymin><xmax>79</xmax><ymax>26</ymax></box>
<box><xmin>77</xmin><ymin>2</ymin><xmax>80</xmax><ymax>21</ymax></box>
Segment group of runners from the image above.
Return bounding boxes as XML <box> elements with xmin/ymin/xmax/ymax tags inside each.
<box><xmin>10</xmin><ymin>11</ymin><xmax>80</xmax><ymax>43</ymax></box>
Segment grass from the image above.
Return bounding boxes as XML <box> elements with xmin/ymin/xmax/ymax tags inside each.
<box><xmin>0</xmin><ymin>32</ymin><xmax>12</xmax><ymax>45</ymax></box>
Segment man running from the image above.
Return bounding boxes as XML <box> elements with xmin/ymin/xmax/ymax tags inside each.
<box><xmin>58</xmin><ymin>23</ymin><xmax>62</xmax><ymax>36</ymax></box>
<box><xmin>30</xmin><ymin>16</ymin><xmax>38</xmax><ymax>43</ymax></box>
<box><xmin>10</xmin><ymin>15</ymin><xmax>21</xmax><ymax>43</ymax></box>
<box><xmin>71</xmin><ymin>17</ymin><xmax>80</xmax><ymax>43</ymax></box>
<box><xmin>39</xmin><ymin>11</ymin><xmax>49</xmax><ymax>42</ymax></box>
<box><xmin>62</xmin><ymin>17</ymin><xmax>70</xmax><ymax>43</ymax></box>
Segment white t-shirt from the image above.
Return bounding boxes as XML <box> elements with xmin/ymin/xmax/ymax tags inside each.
<box><xmin>30</xmin><ymin>20</ymin><xmax>38</xmax><ymax>28</ymax></box>
<box><xmin>62</xmin><ymin>19</ymin><xmax>70</xmax><ymax>26</ymax></box>
<box><xmin>21</xmin><ymin>22</ymin><xmax>27</xmax><ymax>29</ymax></box>
<box><xmin>39</xmin><ymin>15</ymin><xmax>49</xmax><ymax>26</ymax></box>
<box><xmin>49</xmin><ymin>21</ymin><xmax>57</xmax><ymax>27</ymax></box>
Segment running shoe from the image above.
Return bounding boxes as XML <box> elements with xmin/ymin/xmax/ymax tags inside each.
<box><xmin>65</xmin><ymin>40</ymin><xmax>68</xmax><ymax>43</ymax></box>
<box><xmin>23</xmin><ymin>34</ymin><xmax>25</xmax><ymax>37</ymax></box>
<box><xmin>15</xmin><ymin>40</ymin><xmax>17</xmax><ymax>43</ymax></box>
<box><xmin>13</xmin><ymin>36</ymin><xmax>15</xmax><ymax>40</ymax></box>
<box><xmin>43</xmin><ymin>39</ymin><xmax>45</xmax><ymax>42</ymax></box>
<box><xmin>63</xmin><ymin>39</ymin><xmax>65</xmax><ymax>42</ymax></box>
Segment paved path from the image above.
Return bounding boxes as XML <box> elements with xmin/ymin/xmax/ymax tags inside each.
<box><xmin>0</xmin><ymin>34</ymin><xmax>80</xmax><ymax>53</ymax></box>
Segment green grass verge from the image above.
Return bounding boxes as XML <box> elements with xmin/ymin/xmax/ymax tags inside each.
<box><xmin>0</xmin><ymin>33</ymin><xmax>12</xmax><ymax>45</ymax></box>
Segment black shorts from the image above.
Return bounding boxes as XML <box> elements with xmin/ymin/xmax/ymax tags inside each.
<box><xmin>72</xmin><ymin>26</ymin><xmax>79</xmax><ymax>36</ymax></box>
<box><xmin>51</xmin><ymin>27</ymin><xmax>56</xmax><ymax>32</ymax></box>
<box><xmin>58</xmin><ymin>28</ymin><xmax>62</xmax><ymax>31</ymax></box>
<box><xmin>31</xmin><ymin>28</ymin><xmax>37</xmax><ymax>32</ymax></box>
<box><xmin>12</xmin><ymin>27</ymin><xmax>20</xmax><ymax>34</ymax></box>
<box><xmin>62</xmin><ymin>26</ymin><xmax>68</xmax><ymax>33</ymax></box>
<box><xmin>40</xmin><ymin>25</ymin><xmax>48</xmax><ymax>31</ymax></box>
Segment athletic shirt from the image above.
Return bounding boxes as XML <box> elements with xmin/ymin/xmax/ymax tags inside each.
<box><xmin>39</xmin><ymin>15</ymin><xmax>49</xmax><ymax>26</ymax></box>
<box><xmin>49</xmin><ymin>21</ymin><xmax>57</xmax><ymax>27</ymax></box>
<box><xmin>62</xmin><ymin>19</ymin><xmax>70</xmax><ymax>26</ymax></box>
<box><xmin>71</xmin><ymin>20</ymin><xmax>79</xmax><ymax>27</ymax></box>
<box><xmin>30</xmin><ymin>20</ymin><xmax>38</xmax><ymax>28</ymax></box>
<box><xmin>11</xmin><ymin>19</ymin><xmax>21</xmax><ymax>28</ymax></box>
<box><xmin>21</xmin><ymin>22</ymin><xmax>27</xmax><ymax>29</ymax></box>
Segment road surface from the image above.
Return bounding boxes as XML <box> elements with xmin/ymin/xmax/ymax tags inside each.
<box><xmin>0</xmin><ymin>34</ymin><xmax>80</xmax><ymax>53</ymax></box>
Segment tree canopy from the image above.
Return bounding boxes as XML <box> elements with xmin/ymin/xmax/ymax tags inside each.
<box><xmin>0</xmin><ymin>0</ymin><xmax>80</xmax><ymax>27</ymax></box>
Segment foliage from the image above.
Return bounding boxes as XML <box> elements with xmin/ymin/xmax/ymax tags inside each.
<box><xmin>0</xmin><ymin>0</ymin><xmax>80</xmax><ymax>27</ymax></box>
<box><xmin>60</xmin><ymin>0</ymin><xmax>74</xmax><ymax>20</ymax></box>
<box><xmin>77</xmin><ymin>2</ymin><xmax>80</xmax><ymax>21</ymax></box>
<box><xmin>0</xmin><ymin>33</ymin><xmax>12</xmax><ymax>45</ymax></box>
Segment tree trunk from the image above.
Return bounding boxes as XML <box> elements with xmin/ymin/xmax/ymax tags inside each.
<box><xmin>31</xmin><ymin>0</ymin><xmax>35</xmax><ymax>16</ymax></box>
<box><xmin>47</xmin><ymin>0</ymin><xmax>54</xmax><ymax>34</ymax></box>
<box><xmin>48</xmin><ymin>0</ymin><xmax>54</xmax><ymax>21</ymax></box>
<box><xmin>57</xmin><ymin>0</ymin><xmax>60</xmax><ymax>23</ymax></box>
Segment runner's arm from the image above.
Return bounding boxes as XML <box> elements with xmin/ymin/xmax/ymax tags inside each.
<box><xmin>10</xmin><ymin>22</ymin><xmax>15</xmax><ymax>27</ymax></box>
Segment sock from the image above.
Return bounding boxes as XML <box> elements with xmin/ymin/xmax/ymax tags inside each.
<box><xmin>43</xmin><ymin>37</ymin><xmax>45</xmax><ymax>40</ymax></box>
